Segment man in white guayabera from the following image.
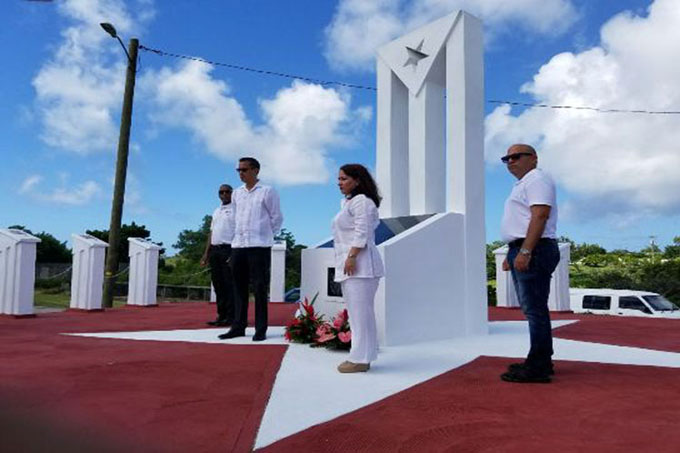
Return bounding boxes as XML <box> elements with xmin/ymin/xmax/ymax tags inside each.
<box><xmin>499</xmin><ymin>144</ymin><xmax>560</xmax><ymax>384</ymax></box>
<box><xmin>201</xmin><ymin>184</ymin><xmax>235</xmax><ymax>327</ymax></box>
<box><xmin>218</xmin><ymin>157</ymin><xmax>283</xmax><ymax>342</ymax></box>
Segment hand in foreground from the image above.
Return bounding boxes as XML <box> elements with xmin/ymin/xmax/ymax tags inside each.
<box><xmin>344</xmin><ymin>257</ymin><xmax>356</xmax><ymax>276</ymax></box>
<box><xmin>513</xmin><ymin>253</ymin><xmax>531</xmax><ymax>272</ymax></box>
<box><xmin>200</xmin><ymin>255</ymin><xmax>208</xmax><ymax>267</ymax></box>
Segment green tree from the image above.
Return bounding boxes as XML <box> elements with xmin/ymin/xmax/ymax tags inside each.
<box><xmin>173</xmin><ymin>215</ymin><xmax>211</xmax><ymax>262</ymax></box>
<box><xmin>86</xmin><ymin>222</ymin><xmax>157</xmax><ymax>264</ymax></box>
<box><xmin>275</xmin><ymin>228</ymin><xmax>306</xmax><ymax>290</ymax></box>
<box><xmin>663</xmin><ymin>236</ymin><xmax>680</xmax><ymax>259</ymax></box>
<box><xmin>641</xmin><ymin>243</ymin><xmax>661</xmax><ymax>255</ymax></box>
<box><xmin>571</xmin><ymin>242</ymin><xmax>607</xmax><ymax>261</ymax></box>
<box><xmin>486</xmin><ymin>240</ymin><xmax>506</xmax><ymax>280</ymax></box>
<box><xmin>7</xmin><ymin>225</ymin><xmax>71</xmax><ymax>263</ymax></box>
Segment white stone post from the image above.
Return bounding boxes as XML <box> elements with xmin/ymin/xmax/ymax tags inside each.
<box><xmin>210</xmin><ymin>284</ymin><xmax>216</xmax><ymax>303</ymax></box>
<box><xmin>127</xmin><ymin>238</ymin><xmax>162</xmax><ymax>306</ymax></box>
<box><xmin>447</xmin><ymin>12</ymin><xmax>487</xmax><ymax>334</ymax></box>
<box><xmin>269</xmin><ymin>241</ymin><xmax>286</xmax><ymax>302</ymax></box>
<box><xmin>551</xmin><ymin>243</ymin><xmax>571</xmax><ymax>311</ymax></box>
<box><xmin>70</xmin><ymin>234</ymin><xmax>108</xmax><ymax>311</ymax></box>
<box><xmin>376</xmin><ymin>58</ymin><xmax>410</xmax><ymax>218</ymax></box>
<box><xmin>0</xmin><ymin>228</ymin><xmax>41</xmax><ymax>316</ymax></box>
<box><xmin>408</xmin><ymin>80</ymin><xmax>446</xmax><ymax>215</ymax></box>
<box><xmin>494</xmin><ymin>243</ymin><xmax>571</xmax><ymax>311</ymax></box>
<box><xmin>493</xmin><ymin>246</ymin><xmax>519</xmax><ymax>308</ymax></box>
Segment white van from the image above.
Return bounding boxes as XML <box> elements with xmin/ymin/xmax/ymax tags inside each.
<box><xmin>570</xmin><ymin>288</ymin><xmax>680</xmax><ymax>318</ymax></box>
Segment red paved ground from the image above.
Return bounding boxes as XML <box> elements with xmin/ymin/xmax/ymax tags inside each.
<box><xmin>0</xmin><ymin>302</ymin><xmax>296</xmax><ymax>452</ymax></box>
<box><xmin>2</xmin><ymin>304</ymin><xmax>679</xmax><ymax>452</ymax></box>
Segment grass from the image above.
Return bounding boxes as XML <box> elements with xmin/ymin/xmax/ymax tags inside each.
<box><xmin>34</xmin><ymin>289</ymin><xmax>70</xmax><ymax>308</ymax></box>
<box><xmin>34</xmin><ymin>290</ymin><xmax>126</xmax><ymax>309</ymax></box>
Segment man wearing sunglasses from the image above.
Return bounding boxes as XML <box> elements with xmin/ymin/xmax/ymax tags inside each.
<box><xmin>219</xmin><ymin>157</ymin><xmax>283</xmax><ymax>342</ymax></box>
<box><xmin>499</xmin><ymin>144</ymin><xmax>560</xmax><ymax>383</ymax></box>
<box><xmin>201</xmin><ymin>184</ymin><xmax>235</xmax><ymax>327</ymax></box>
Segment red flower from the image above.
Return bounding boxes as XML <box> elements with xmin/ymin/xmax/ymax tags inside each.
<box><xmin>338</xmin><ymin>331</ymin><xmax>351</xmax><ymax>343</ymax></box>
<box><xmin>332</xmin><ymin>316</ymin><xmax>344</xmax><ymax>329</ymax></box>
<box><xmin>303</xmin><ymin>303</ymin><xmax>314</xmax><ymax>317</ymax></box>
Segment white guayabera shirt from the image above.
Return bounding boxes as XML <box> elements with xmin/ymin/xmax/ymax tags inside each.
<box><xmin>332</xmin><ymin>194</ymin><xmax>385</xmax><ymax>283</ymax></box>
<box><xmin>210</xmin><ymin>203</ymin><xmax>235</xmax><ymax>245</ymax></box>
<box><xmin>231</xmin><ymin>182</ymin><xmax>283</xmax><ymax>248</ymax></box>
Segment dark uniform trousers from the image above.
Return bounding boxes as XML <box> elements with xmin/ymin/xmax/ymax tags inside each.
<box><xmin>209</xmin><ymin>244</ymin><xmax>235</xmax><ymax>323</ymax></box>
<box><xmin>230</xmin><ymin>247</ymin><xmax>271</xmax><ymax>335</ymax></box>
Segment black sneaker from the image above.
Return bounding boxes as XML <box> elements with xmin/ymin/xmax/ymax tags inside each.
<box><xmin>501</xmin><ymin>367</ymin><xmax>551</xmax><ymax>384</ymax></box>
<box><xmin>508</xmin><ymin>361</ymin><xmax>555</xmax><ymax>376</ymax></box>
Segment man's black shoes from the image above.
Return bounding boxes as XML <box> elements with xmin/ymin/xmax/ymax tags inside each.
<box><xmin>508</xmin><ymin>361</ymin><xmax>555</xmax><ymax>376</ymax></box>
<box><xmin>218</xmin><ymin>329</ymin><xmax>245</xmax><ymax>340</ymax></box>
<box><xmin>501</xmin><ymin>367</ymin><xmax>551</xmax><ymax>384</ymax></box>
<box><xmin>252</xmin><ymin>332</ymin><xmax>267</xmax><ymax>342</ymax></box>
<box><xmin>207</xmin><ymin>318</ymin><xmax>233</xmax><ymax>327</ymax></box>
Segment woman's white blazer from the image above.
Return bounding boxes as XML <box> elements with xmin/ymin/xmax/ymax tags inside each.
<box><xmin>331</xmin><ymin>194</ymin><xmax>385</xmax><ymax>282</ymax></box>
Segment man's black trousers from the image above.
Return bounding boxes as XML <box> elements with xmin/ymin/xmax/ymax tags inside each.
<box><xmin>209</xmin><ymin>244</ymin><xmax>235</xmax><ymax>322</ymax></box>
<box><xmin>231</xmin><ymin>247</ymin><xmax>271</xmax><ymax>335</ymax></box>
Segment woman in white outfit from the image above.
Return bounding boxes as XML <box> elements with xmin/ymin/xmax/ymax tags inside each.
<box><xmin>332</xmin><ymin>164</ymin><xmax>385</xmax><ymax>373</ymax></box>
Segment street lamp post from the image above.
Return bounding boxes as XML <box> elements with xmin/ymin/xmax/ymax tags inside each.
<box><xmin>100</xmin><ymin>23</ymin><xmax>139</xmax><ymax>308</ymax></box>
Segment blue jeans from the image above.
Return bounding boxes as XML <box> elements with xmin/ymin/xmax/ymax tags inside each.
<box><xmin>508</xmin><ymin>239</ymin><xmax>560</xmax><ymax>372</ymax></box>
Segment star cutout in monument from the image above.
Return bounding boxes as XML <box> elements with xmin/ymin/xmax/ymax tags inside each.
<box><xmin>66</xmin><ymin>320</ymin><xmax>680</xmax><ymax>449</ymax></box>
<box><xmin>403</xmin><ymin>39</ymin><xmax>429</xmax><ymax>69</ymax></box>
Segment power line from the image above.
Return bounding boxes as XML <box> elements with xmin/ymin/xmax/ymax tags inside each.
<box><xmin>488</xmin><ymin>100</ymin><xmax>680</xmax><ymax>115</ymax></box>
<box><xmin>139</xmin><ymin>45</ymin><xmax>375</xmax><ymax>91</ymax></box>
<box><xmin>139</xmin><ymin>44</ymin><xmax>680</xmax><ymax>115</ymax></box>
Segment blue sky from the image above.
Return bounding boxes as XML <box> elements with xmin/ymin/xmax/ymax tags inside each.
<box><xmin>3</xmin><ymin>0</ymin><xmax>680</xmax><ymax>254</ymax></box>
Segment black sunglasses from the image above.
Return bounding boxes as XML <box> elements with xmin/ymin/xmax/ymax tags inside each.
<box><xmin>235</xmin><ymin>167</ymin><xmax>251</xmax><ymax>173</ymax></box>
<box><xmin>501</xmin><ymin>152</ymin><xmax>533</xmax><ymax>163</ymax></box>
<box><xmin>218</xmin><ymin>190</ymin><xmax>231</xmax><ymax>194</ymax></box>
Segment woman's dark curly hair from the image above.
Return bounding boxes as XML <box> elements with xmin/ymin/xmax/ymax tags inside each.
<box><xmin>340</xmin><ymin>163</ymin><xmax>382</xmax><ymax>208</ymax></box>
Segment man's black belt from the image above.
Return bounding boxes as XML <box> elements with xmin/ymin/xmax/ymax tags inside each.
<box><xmin>211</xmin><ymin>243</ymin><xmax>231</xmax><ymax>248</ymax></box>
<box><xmin>508</xmin><ymin>238</ymin><xmax>556</xmax><ymax>248</ymax></box>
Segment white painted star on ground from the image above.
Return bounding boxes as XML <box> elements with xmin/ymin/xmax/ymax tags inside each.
<box><xmin>67</xmin><ymin>320</ymin><xmax>680</xmax><ymax>449</ymax></box>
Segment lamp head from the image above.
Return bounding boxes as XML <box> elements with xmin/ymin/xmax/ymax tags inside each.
<box><xmin>100</xmin><ymin>23</ymin><xmax>117</xmax><ymax>38</ymax></box>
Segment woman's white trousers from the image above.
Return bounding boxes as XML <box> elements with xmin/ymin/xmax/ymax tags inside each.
<box><xmin>341</xmin><ymin>277</ymin><xmax>380</xmax><ymax>364</ymax></box>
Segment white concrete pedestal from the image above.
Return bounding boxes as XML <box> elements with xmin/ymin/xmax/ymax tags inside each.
<box><xmin>127</xmin><ymin>238</ymin><xmax>162</xmax><ymax>306</ymax></box>
<box><xmin>0</xmin><ymin>228</ymin><xmax>41</xmax><ymax>316</ymax></box>
<box><xmin>494</xmin><ymin>243</ymin><xmax>571</xmax><ymax>311</ymax></box>
<box><xmin>270</xmin><ymin>241</ymin><xmax>286</xmax><ymax>303</ymax></box>
<box><xmin>70</xmin><ymin>234</ymin><xmax>108</xmax><ymax>311</ymax></box>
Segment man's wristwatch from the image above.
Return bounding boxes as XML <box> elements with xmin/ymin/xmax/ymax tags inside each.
<box><xmin>347</xmin><ymin>254</ymin><xmax>357</xmax><ymax>259</ymax></box>
<box><xmin>519</xmin><ymin>248</ymin><xmax>532</xmax><ymax>256</ymax></box>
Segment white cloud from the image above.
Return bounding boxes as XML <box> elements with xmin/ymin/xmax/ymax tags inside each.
<box><xmin>32</xmin><ymin>0</ymin><xmax>154</xmax><ymax>154</ymax></box>
<box><xmin>485</xmin><ymin>0</ymin><xmax>680</xmax><ymax>216</ymax></box>
<box><xmin>18</xmin><ymin>174</ymin><xmax>101</xmax><ymax>205</ymax></box>
<box><xmin>143</xmin><ymin>60</ymin><xmax>370</xmax><ymax>185</ymax></box>
<box><xmin>324</xmin><ymin>0</ymin><xmax>578</xmax><ymax>72</ymax></box>
<box><xmin>19</xmin><ymin>175</ymin><xmax>43</xmax><ymax>194</ymax></box>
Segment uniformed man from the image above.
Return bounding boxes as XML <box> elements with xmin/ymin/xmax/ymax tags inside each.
<box><xmin>201</xmin><ymin>184</ymin><xmax>235</xmax><ymax>327</ymax></box>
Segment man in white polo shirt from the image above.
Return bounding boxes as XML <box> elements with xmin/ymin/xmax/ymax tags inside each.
<box><xmin>499</xmin><ymin>144</ymin><xmax>560</xmax><ymax>383</ymax></box>
<box><xmin>200</xmin><ymin>184</ymin><xmax>235</xmax><ymax>327</ymax></box>
<box><xmin>219</xmin><ymin>157</ymin><xmax>283</xmax><ymax>342</ymax></box>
